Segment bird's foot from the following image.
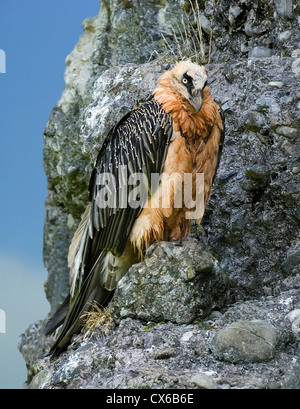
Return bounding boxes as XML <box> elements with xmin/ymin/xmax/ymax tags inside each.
<box><xmin>145</xmin><ymin>241</ymin><xmax>177</xmax><ymax>260</ymax></box>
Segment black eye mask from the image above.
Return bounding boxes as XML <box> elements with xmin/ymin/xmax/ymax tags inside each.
<box><xmin>182</xmin><ymin>72</ymin><xmax>194</xmax><ymax>95</ymax></box>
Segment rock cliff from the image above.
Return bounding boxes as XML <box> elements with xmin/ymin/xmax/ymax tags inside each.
<box><xmin>19</xmin><ymin>0</ymin><xmax>300</xmax><ymax>389</ymax></box>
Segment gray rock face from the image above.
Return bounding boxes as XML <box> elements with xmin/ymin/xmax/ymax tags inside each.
<box><xmin>19</xmin><ymin>0</ymin><xmax>300</xmax><ymax>389</ymax></box>
<box><xmin>111</xmin><ymin>240</ymin><xmax>230</xmax><ymax>324</ymax></box>
<box><xmin>20</xmin><ymin>289</ymin><xmax>300</xmax><ymax>389</ymax></box>
<box><xmin>198</xmin><ymin>57</ymin><xmax>300</xmax><ymax>300</ymax></box>
<box><xmin>283</xmin><ymin>354</ymin><xmax>300</xmax><ymax>389</ymax></box>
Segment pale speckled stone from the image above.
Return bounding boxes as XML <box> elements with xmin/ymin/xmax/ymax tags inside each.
<box><xmin>190</xmin><ymin>372</ymin><xmax>218</xmax><ymax>389</ymax></box>
<box><xmin>211</xmin><ymin>320</ymin><xmax>278</xmax><ymax>363</ymax></box>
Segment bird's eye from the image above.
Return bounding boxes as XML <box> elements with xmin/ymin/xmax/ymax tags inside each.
<box><xmin>182</xmin><ymin>78</ymin><xmax>188</xmax><ymax>85</ymax></box>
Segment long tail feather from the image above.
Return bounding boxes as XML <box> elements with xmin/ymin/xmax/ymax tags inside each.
<box><xmin>44</xmin><ymin>295</ymin><xmax>70</xmax><ymax>336</ymax></box>
<box><xmin>48</xmin><ymin>271</ymin><xmax>113</xmax><ymax>357</ymax></box>
<box><xmin>45</xmin><ymin>203</ymin><xmax>137</xmax><ymax>357</ymax></box>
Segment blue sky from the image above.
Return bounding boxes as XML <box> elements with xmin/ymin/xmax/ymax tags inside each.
<box><xmin>0</xmin><ymin>0</ymin><xmax>100</xmax><ymax>389</ymax></box>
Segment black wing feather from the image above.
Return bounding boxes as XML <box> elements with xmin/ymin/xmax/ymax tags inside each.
<box><xmin>87</xmin><ymin>98</ymin><xmax>173</xmax><ymax>263</ymax></box>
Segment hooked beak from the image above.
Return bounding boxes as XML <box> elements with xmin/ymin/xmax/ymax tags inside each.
<box><xmin>189</xmin><ymin>90</ymin><xmax>202</xmax><ymax>113</ymax></box>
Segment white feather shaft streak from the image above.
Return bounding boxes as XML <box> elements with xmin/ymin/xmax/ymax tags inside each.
<box><xmin>68</xmin><ymin>203</ymin><xmax>91</xmax><ymax>297</ymax></box>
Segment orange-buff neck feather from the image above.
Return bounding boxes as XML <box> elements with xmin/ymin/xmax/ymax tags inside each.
<box><xmin>153</xmin><ymin>70</ymin><xmax>218</xmax><ymax>140</ymax></box>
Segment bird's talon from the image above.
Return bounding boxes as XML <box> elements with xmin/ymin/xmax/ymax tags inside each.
<box><xmin>145</xmin><ymin>242</ymin><xmax>158</xmax><ymax>257</ymax></box>
<box><xmin>145</xmin><ymin>242</ymin><xmax>176</xmax><ymax>260</ymax></box>
<box><xmin>160</xmin><ymin>242</ymin><xmax>176</xmax><ymax>260</ymax></box>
